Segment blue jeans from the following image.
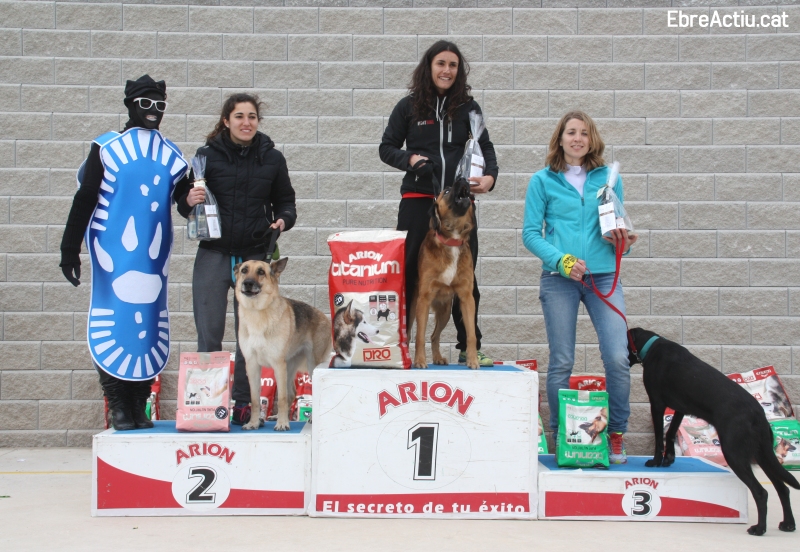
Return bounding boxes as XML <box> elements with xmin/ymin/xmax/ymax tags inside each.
<box><xmin>539</xmin><ymin>271</ymin><xmax>631</xmax><ymax>434</ymax></box>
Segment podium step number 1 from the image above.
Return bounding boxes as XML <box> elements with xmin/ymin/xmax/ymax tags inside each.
<box><xmin>310</xmin><ymin>365</ymin><xmax>539</xmax><ymax>519</ymax></box>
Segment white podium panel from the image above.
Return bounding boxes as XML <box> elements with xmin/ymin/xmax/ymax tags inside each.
<box><xmin>310</xmin><ymin>365</ymin><xmax>539</xmax><ymax>519</ymax></box>
<box><xmin>538</xmin><ymin>455</ymin><xmax>748</xmax><ymax>523</ymax></box>
<box><xmin>92</xmin><ymin>421</ymin><xmax>310</xmax><ymax>516</ymax></box>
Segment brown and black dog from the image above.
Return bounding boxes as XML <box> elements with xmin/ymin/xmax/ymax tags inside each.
<box><xmin>411</xmin><ymin>177</ymin><xmax>479</xmax><ymax>369</ymax></box>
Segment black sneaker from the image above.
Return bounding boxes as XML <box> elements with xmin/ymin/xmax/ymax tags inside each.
<box><xmin>231</xmin><ymin>401</ymin><xmax>251</xmax><ymax>425</ymax></box>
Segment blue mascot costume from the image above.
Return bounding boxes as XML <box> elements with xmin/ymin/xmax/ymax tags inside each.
<box><xmin>61</xmin><ymin>75</ymin><xmax>189</xmax><ymax>430</ymax></box>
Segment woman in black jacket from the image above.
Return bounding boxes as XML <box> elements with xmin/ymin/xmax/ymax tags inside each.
<box><xmin>175</xmin><ymin>93</ymin><xmax>297</xmax><ymax>424</ymax></box>
<box><xmin>379</xmin><ymin>40</ymin><xmax>499</xmax><ymax>366</ymax></box>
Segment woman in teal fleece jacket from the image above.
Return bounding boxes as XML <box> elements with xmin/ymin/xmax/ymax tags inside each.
<box><xmin>522</xmin><ymin>111</ymin><xmax>637</xmax><ymax>464</ymax></box>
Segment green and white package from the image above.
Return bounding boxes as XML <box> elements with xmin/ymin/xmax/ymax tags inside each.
<box><xmin>557</xmin><ymin>389</ymin><xmax>610</xmax><ymax>468</ymax></box>
<box><xmin>538</xmin><ymin>415</ymin><xmax>548</xmax><ymax>455</ymax></box>
<box><xmin>771</xmin><ymin>419</ymin><xmax>800</xmax><ymax>470</ymax></box>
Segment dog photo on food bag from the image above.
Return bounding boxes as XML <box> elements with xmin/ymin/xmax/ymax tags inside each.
<box><xmin>234</xmin><ymin>258</ymin><xmax>332</xmax><ymax>431</ymax></box>
<box><xmin>411</xmin><ymin>177</ymin><xmax>479</xmax><ymax>369</ymax></box>
<box><xmin>628</xmin><ymin>327</ymin><xmax>800</xmax><ymax>536</ymax></box>
<box><xmin>331</xmin><ymin>300</ymin><xmax>379</xmax><ymax>367</ymax></box>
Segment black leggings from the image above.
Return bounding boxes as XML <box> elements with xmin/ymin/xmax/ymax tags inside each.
<box><xmin>397</xmin><ymin>197</ymin><xmax>482</xmax><ymax>351</ymax></box>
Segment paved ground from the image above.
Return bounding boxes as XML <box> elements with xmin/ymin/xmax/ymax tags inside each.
<box><xmin>1</xmin><ymin>447</ymin><xmax>799</xmax><ymax>551</ymax></box>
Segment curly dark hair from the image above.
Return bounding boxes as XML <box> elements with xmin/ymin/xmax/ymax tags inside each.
<box><xmin>206</xmin><ymin>93</ymin><xmax>264</xmax><ymax>143</ymax></box>
<box><xmin>409</xmin><ymin>41</ymin><xmax>472</xmax><ymax>123</ymax></box>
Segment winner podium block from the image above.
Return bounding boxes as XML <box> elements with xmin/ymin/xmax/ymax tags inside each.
<box><xmin>93</xmin><ymin>421</ymin><xmax>310</xmax><ymax>516</ymax></box>
<box><xmin>310</xmin><ymin>364</ymin><xmax>539</xmax><ymax>519</ymax></box>
<box><xmin>538</xmin><ymin>455</ymin><xmax>748</xmax><ymax>523</ymax></box>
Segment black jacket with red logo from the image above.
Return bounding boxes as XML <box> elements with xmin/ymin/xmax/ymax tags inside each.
<box><xmin>379</xmin><ymin>95</ymin><xmax>499</xmax><ymax>196</ymax></box>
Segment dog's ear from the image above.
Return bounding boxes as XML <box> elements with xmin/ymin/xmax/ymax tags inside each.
<box><xmin>233</xmin><ymin>263</ymin><xmax>242</xmax><ymax>281</ymax></box>
<box><xmin>342</xmin><ymin>300</ymin><xmax>354</xmax><ymax>324</ymax></box>
<box><xmin>271</xmin><ymin>257</ymin><xmax>288</xmax><ymax>277</ymax></box>
<box><xmin>429</xmin><ymin>202</ymin><xmax>441</xmax><ymax>233</ymax></box>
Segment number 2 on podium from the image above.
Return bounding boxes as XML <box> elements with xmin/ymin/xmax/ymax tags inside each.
<box><xmin>408</xmin><ymin>423</ymin><xmax>439</xmax><ymax>480</ymax></box>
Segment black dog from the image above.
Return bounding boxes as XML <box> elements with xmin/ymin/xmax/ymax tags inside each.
<box><xmin>628</xmin><ymin>327</ymin><xmax>799</xmax><ymax>536</ymax></box>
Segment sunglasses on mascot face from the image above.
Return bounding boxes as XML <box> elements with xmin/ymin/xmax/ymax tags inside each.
<box><xmin>133</xmin><ymin>97</ymin><xmax>168</xmax><ymax>112</ymax></box>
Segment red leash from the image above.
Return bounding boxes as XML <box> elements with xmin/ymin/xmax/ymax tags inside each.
<box><xmin>580</xmin><ymin>244</ymin><xmax>639</xmax><ymax>359</ymax></box>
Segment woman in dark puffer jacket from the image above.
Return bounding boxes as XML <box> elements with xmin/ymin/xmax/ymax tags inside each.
<box><xmin>175</xmin><ymin>93</ymin><xmax>297</xmax><ymax>425</ymax></box>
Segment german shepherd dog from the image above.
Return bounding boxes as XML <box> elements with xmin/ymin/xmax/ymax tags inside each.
<box><xmin>628</xmin><ymin>327</ymin><xmax>799</xmax><ymax>536</ymax></box>
<box><xmin>411</xmin><ymin>177</ymin><xmax>479</xmax><ymax>369</ymax></box>
<box><xmin>235</xmin><ymin>258</ymin><xmax>332</xmax><ymax>431</ymax></box>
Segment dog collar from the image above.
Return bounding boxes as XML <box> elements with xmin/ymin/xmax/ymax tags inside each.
<box><xmin>639</xmin><ymin>335</ymin><xmax>660</xmax><ymax>360</ymax></box>
<box><xmin>436</xmin><ymin>232</ymin><xmax>463</xmax><ymax>247</ymax></box>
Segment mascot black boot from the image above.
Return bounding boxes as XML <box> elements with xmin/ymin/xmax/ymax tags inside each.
<box><xmin>101</xmin><ymin>372</ymin><xmax>136</xmax><ymax>431</ymax></box>
<box><xmin>131</xmin><ymin>379</ymin><xmax>155</xmax><ymax>429</ymax></box>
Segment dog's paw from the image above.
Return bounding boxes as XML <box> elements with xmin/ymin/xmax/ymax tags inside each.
<box><xmin>644</xmin><ymin>457</ymin><xmax>663</xmax><ymax>467</ymax></box>
<box><xmin>274</xmin><ymin>420</ymin><xmax>290</xmax><ymax>431</ymax></box>
<box><xmin>242</xmin><ymin>421</ymin><xmax>260</xmax><ymax>431</ymax></box>
<box><xmin>413</xmin><ymin>360</ymin><xmax>429</xmax><ymax>369</ymax></box>
<box><xmin>779</xmin><ymin>521</ymin><xmax>796</xmax><ymax>532</ymax></box>
<box><xmin>747</xmin><ymin>524</ymin><xmax>767</xmax><ymax>536</ymax></box>
<box><xmin>432</xmin><ymin>356</ymin><xmax>447</xmax><ymax>365</ymax></box>
<box><xmin>662</xmin><ymin>455</ymin><xmax>675</xmax><ymax>467</ymax></box>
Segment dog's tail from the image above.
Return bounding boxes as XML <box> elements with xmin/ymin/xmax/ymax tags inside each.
<box><xmin>760</xmin><ymin>437</ymin><xmax>800</xmax><ymax>490</ymax></box>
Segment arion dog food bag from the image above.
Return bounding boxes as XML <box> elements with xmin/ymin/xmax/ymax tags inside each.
<box><xmin>770</xmin><ymin>419</ymin><xmax>800</xmax><ymax>470</ymax></box>
<box><xmin>569</xmin><ymin>374</ymin><xmax>606</xmax><ymax>391</ymax></box>
<box><xmin>259</xmin><ymin>367</ymin><xmax>277</xmax><ymax>422</ymax></box>
<box><xmin>727</xmin><ymin>366</ymin><xmax>795</xmax><ymax>420</ymax></box>
<box><xmin>676</xmin><ymin>415</ymin><xmax>727</xmax><ymax>467</ymax></box>
<box><xmin>557</xmin><ymin>389</ymin><xmax>610</xmax><ymax>468</ymax></box>
<box><xmin>537</xmin><ymin>415</ymin><xmax>548</xmax><ymax>454</ymax></box>
<box><xmin>290</xmin><ymin>371</ymin><xmax>312</xmax><ymax>422</ymax></box>
<box><xmin>327</xmin><ymin>230</ymin><xmax>410</xmax><ymax>369</ymax></box>
<box><xmin>662</xmin><ymin>411</ymin><xmax>683</xmax><ymax>458</ymax></box>
<box><xmin>176</xmin><ymin>352</ymin><xmax>232</xmax><ymax>432</ymax></box>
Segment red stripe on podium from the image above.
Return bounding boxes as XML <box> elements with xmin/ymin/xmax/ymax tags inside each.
<box><xmin>97</xmin><ymin>458</ymin><xmax>304</xmax><ymax>510</ymax></box>
<box><xmin>316</xmin><ymin>492</ymin><xmax>529</xmax><ymax>513</ymax></box>
<box><xmin>96</xmin><ymin>457</ymin><xmax>180</xmax><ymax>509</ymax></box>
<box><xmin>545</xmin><ymin>492</ymin><xmax>741</xmax><ymax>518</ymax></box>
<box><xmin>545</xmin><ymin>492</ymin><xmax>625</xmax><ymax>517</ymax></box>
<box><xmin>659</xmin><ymin>496</ymin><xmax>741</xmax><ymax>518</ymax></box>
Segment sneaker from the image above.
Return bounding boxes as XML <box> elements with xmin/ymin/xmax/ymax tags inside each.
<box><xmin>231</xmin><ymin>401</ymin><xmax>251</xmax><ymax>425</ymax></box>
<box><xmin>457</xmin><ymin>350</ymin><xmax>494</xmax><ymax>367</ymax></box>
<box><xmin>608</xmin><ymin>432</ymin><xmax>627</xmax><ymax>464</ymax></box>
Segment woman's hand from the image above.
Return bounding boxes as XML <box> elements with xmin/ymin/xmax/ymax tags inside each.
<box><xmin>469</xmin><ymin>175</ymin><xmax>494</xmax><ymax>194</ymax></box>
<box><xmin>604</xmin><ymin>228</ymin><xmax>638</xmax><ymax>254</ymax></box>
<box><xmin>409</xmin><ymin>154</ymin><xmax>428</xmax><ymax>168</ymax></box>
<box><xmin>270</xmin><ymin>218</ymin><xmax>286</xmax><ymax>231</ymax></box>
<box><xmin>569</xmin><ymin>259</ymin><xmax>587</xmax><ymax>281</ymax></box>
<box><xmin>186</xmin><ymin>186</ymin><xmax>206</xmax><ymax>207</ymax></box>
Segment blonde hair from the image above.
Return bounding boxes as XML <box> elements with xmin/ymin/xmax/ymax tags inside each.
<box><xmin>546</xmin><ymin>111</ymin><xmax>605</xmax><ymax>173</ymax></box>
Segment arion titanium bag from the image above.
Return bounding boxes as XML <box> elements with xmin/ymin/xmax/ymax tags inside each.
<box><xmin>327</xmin><ymin>230</ymin><xmax>410</xmax><ymax>368</ymax></box>
<box><xmin>557</xmin><ymin>389</ymin><xmax>610</xmax><ymax>468</ymax></box>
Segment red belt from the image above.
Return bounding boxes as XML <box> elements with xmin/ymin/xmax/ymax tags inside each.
<box><xmin>402</xmin><ymin>192</ymin><xmax>435</xmax><ymax>199</ymax></box>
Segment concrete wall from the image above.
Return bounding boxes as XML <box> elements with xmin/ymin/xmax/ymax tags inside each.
<box><xmin>1</xmin><ymin>0</ymin><xmax>799</xmax><ymax>451</ymax></box>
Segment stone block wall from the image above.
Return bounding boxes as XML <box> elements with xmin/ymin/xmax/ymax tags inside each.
<box><xmin>1</xmin><ymin>0</ymin><xmax>799</xmax><ymax>451</ymax></box>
